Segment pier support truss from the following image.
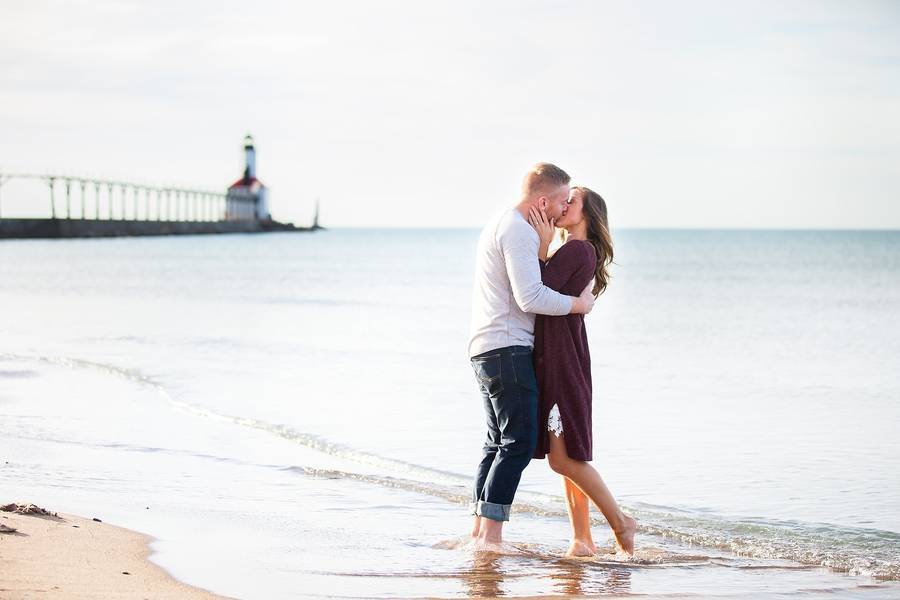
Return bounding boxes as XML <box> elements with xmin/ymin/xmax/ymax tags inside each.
<box><xmin>0</xmin><ymin>173</ymin><xmax>237</xmax><ymax>223</ymax></box>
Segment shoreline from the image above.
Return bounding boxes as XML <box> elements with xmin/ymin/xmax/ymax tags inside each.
<box><xmin>0</xmin><ymin>504</ymin><xmax>229</xmax><ymax>599</ymax></box>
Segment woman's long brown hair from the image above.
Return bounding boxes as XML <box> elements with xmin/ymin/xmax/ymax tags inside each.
<box><xmin>575</xmin><ymin>187</ymin><xmax>614</xmax><ymax>297</ymax></box>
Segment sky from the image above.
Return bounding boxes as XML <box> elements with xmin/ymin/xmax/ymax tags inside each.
<box><xmin>1</xmin><ymin>0</ymin><xmax>899</xmax><ymax>228</ymax></box>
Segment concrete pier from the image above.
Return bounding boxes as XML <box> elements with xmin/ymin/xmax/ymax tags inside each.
<box><xmin>0</xmin><ymin>137</ymin><xmax>320</xmax><ymax>240</ymax></box>
<box><xmin>0</xmin><ymin>218</ymin><xmax>311</xmax><ymax>239</ymax></box>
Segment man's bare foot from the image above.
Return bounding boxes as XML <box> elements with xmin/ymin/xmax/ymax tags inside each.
<box><xmin>564</xmin><ymin>539</ymin><xmax>597</xmax><ymax>557</ymax></box>
<box><xmin>613</xmin><ymin>514</ymin><xmax>637</xmax><ymax>555</ymax></box>
<box><xmin>476</xmin><ymin>517</ymin><xmax>503</xmax><ymax>545</ymax></box>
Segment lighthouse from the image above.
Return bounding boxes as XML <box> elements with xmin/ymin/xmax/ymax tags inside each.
<box><xmin>225</xmin><ymin>134</ymin><xmax>270</xmax><ymax>221</ymax></box>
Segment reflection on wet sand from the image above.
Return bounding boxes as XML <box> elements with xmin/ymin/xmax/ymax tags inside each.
<box><xmin>462</xmin><ymin>552</ymin><xmax>506</xmax><ymax>597</ymax></box>
<box><xmin>549</xmin><ymin>558</ymin><xmax>632</xmax><ymax>596</ymax></box>
<box><xmin>460</xmin><ymin>550</ymin><xmax>632</xmax><ymax>598</ymax></box>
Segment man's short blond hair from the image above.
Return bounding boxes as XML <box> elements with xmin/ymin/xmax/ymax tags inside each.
<box><xmin>522</xmin><ymin>162</ymin><xmax>571</xmax><ymax>197</ymax></box>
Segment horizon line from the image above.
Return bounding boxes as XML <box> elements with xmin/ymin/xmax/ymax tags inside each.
<box><xmin>315</xmin><ymin>225</ymin><xmax>900</xmax><ymax>232</ymax></box>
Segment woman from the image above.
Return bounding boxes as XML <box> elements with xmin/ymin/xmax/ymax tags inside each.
<box><xmin>527</xmin><ymin>186</ymin><xmax>636</xmax><ymax>557</ymax></box>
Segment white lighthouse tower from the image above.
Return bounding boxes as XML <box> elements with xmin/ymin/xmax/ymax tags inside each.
<box><xmin>225</xmin><ymin>134</ymin><xmax>270</xmax><ymax>221</ymax></box>
<box><xmin>243</xmin><ymin>134</ymin><xmax>256</xmax><ymax>179</ymax></box>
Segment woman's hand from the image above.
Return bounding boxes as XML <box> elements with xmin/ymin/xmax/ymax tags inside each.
<box><xmin>528</xmin><ymin>206</ymin><xmax>555</xmax><ymax>262</ymax></box>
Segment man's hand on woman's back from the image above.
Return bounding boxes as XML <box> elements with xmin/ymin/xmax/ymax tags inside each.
<box><xmin>570</xmin><ymin>283</ymin><xmax>596</xmax><ymax>315</ymax></box>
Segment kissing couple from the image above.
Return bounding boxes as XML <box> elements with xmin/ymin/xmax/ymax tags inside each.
<box><xmin>467</xmin><ymin>162</ymin><xmax>636</xmax><ymax>557</ymax></box>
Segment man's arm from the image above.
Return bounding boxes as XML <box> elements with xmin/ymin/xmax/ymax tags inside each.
<box><xmin>503</xmin><ymin>232</ymin><xmax>594</xmax><ymax>315</ymax></box>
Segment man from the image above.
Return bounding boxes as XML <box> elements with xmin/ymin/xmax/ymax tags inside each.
<box><xmin>468</xmin><ymin>163</ymin><xmax>596</xmax><ymax>545</ymax></box>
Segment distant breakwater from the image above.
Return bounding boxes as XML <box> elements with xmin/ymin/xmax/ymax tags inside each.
<box><xmin>0</xmin><ymin>218</ymin><xmax>315</xmax><ymax>239</ymax></box>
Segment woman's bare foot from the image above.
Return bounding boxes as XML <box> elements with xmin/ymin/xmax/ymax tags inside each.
<box><xmin>613</xmin><ymin>514</ymin><xmax>637</xmax><ymax>555</ymax></box>
<box><xmin>565</xmin><ymin>538</ymin><xmax>597</xmax><ymax>557</ymax></box>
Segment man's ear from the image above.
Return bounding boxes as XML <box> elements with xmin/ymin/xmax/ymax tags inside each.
<box><xmin>538</xmin><ymin>197</ymin><xmax>548</xmax><ymax>210</ymax></box>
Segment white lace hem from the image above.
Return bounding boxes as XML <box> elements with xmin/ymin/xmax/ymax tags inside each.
<box><xmin>548</xmin><ymin>404</ymin><xmax>563</xmax><ymax>438</ymax></box>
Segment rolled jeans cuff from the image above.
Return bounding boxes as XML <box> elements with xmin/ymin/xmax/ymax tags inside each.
<box><xmin>475</xmin><ymin>500</ymin><xmax>510</xmax><ymax>522</ymax></box>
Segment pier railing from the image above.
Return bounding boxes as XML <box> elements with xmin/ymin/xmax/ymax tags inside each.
<box><xmin>0</xmin><ymin>173</ymin><xmax>256</xmax><ymax>222</ymax></box>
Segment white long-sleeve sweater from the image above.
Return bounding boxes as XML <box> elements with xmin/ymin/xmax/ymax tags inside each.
<box><xmin>468</xmin><ymin>208</ymin><xmax>572</xmax><ymax>358</ymax></box>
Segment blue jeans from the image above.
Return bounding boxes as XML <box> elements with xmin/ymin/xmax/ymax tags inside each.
<box><xmin>470</xmin><ymin>345</ymin><xmax>538</xmax><ymax>522</ymax></box>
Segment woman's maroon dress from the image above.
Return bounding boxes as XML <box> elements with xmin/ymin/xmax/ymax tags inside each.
<box><xmin>532</xmin><ymin>239</ymin><xmax>597</xmax><ymax>461</ymax></box>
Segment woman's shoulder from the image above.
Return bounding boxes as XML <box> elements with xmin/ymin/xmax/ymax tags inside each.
<box><xmin>557</xmin><ymin>239</ymin><xmax>595</xmax><ymax>262</ymax></box>
<box><xmin>546</xmin><ymin>240</ymin><xmax>593</xmax><ymax>271</ymax></box>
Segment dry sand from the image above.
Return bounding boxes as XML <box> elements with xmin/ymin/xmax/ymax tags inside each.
<box><xmin>0</xmin><ymin>504</ymin><xmax>230</xmax><ymax>599</ymax></box>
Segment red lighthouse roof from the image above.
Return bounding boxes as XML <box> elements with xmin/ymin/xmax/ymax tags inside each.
<box><xmin>229</xmin><ymin>175</ymin><xmax>265</xmax><ymax>189</ymax></box>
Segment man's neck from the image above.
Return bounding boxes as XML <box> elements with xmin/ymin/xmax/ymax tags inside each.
<box><xmin>514</xmin><ymin>197</ymin><xmax>533</xmax><ymax>219</ymax></box>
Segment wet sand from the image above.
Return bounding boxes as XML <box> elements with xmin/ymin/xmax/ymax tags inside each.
<box><xmin>0</xmin><ymin>504</ymin><xmax>228</xmax><ymax>599</ymax></box>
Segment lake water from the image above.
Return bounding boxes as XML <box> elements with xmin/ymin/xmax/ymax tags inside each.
<box><xmin>1</xmin><ymin>228</ymin><xmax>899</xmax><ymax>598</ymax></box>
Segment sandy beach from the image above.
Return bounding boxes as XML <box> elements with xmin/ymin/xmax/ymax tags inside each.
<box><xmin>0</xmin><ymin>503</ymin><xmax>227</xmax><ymax>600</ymax></box>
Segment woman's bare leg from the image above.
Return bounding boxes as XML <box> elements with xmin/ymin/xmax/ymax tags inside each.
<box><xmin>563</xmin><ymin>476</ymin><xmax>596</xmax><ymax>556</ymax></box>
<box><xmin>548</xmin><ymin>433</ymin><xmax>636</xmax><ymax>554</ymax></box>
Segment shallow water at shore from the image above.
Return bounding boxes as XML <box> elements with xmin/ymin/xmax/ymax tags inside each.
<box><xmin>2</xmin><ymin>229</ymin><xmax>899</xmax><ymax>598</ymax></box>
